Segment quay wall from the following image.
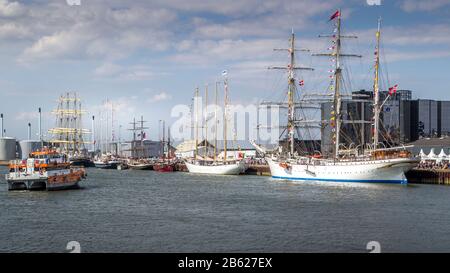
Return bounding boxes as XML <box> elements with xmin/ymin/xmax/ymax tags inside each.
<box><xmin>406</xmin><ymin>169</ymin><xmax>450</xmax><ymax>185</ymax></box>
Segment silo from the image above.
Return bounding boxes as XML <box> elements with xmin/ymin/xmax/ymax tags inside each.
<box><xmin>19</xmin><ymin>140</ymin><xmax>42</xmax><ymax>160</ymax></box>
<box><xmin>0</xmin><ymin>137</ymin><xmax>17</xmax><ymax>161</ymax></box>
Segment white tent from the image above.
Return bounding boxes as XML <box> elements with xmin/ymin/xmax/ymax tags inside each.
<box><xmin>419</xmin><ymin>149</ymin><xmax>427</xmax><ymax>162</ymax></box>
<box><xmin>427</xmin><ymin>148</ymin><xmax>438</xmax><ymax>161</ymax></box>
<box><xmin>437</xmin><ymin>149</ymin><xmax>448</xmax><ymax>163</ymax></box>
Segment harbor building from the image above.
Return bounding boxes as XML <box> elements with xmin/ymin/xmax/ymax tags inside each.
<box><xmin>175</xmin><ymin>140</ymin><xmax>215</xmax><ymax>159</ymax></box>
<box><xmin>320</xmin><ymin>89</ymin><xmax>450</xmax><ymax>155</ymax></box>
<box><xmin>120</xmin><ymin>140</ymin><xmax>166</xmax><ymax>158</ymax></box>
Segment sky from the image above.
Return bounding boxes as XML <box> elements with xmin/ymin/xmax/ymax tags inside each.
<box><xmin>0</xmin><ymin>0</ymin><xmax>449</xmax><ymax>142</ymax></box>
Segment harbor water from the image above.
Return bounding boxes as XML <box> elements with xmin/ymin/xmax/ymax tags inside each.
<box><xmin>1</xmin><ymin>166</ymin><xmax>450</xmax><ymax>252</ymax></box>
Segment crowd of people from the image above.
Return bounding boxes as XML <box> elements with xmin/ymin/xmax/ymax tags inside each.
<box><xmin>416</xmin><ymin>161</ymin><xmax>449</xmax><ymax>170</ymax></box>
<box><xmin>246</xmin><ymin>157</ymin><xmax>267</xmax><ymax>165</ymax></box>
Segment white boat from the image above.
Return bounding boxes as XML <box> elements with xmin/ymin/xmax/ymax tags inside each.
<box><xmin>185</xmin><ymin>160</ymin><xmax>245</xmax><ymax>175</ymax></box>
<box><xmin>185</xmin><ymin>77</ymin><xmax>246</xmax><ymax>176</ymax></box>
<box><xmin>93</xmin><ymin>154</ymin><xmax>121</xmax><ymax>169</ymax></box>
<box><xmin>94</xmin><ymin>160</ymin><xmax>120</xmax><ymax>169</ymax></box>
<box><xmin>127</xmin><ymin>157</ymin><xmax>154</xmax><ymax>170</ymax></box>
<box><xmin>254</xmin><ymin>12</ymin><xmax>419</xmax><ymax>185</ymax></box>
<box><xmin>266</xmin><ymin>156</ymin><xmax>417</xmax><ymax>184</ymax></box>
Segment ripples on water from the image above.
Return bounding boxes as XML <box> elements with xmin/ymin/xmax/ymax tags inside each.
<box><xmin>1</xmin><ymin>166</ymin><xmax>450</xmax><ymax>253</ymax></box>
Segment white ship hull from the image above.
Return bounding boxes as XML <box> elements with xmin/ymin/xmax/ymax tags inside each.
<box><xmin>185</xmin><ymin>161</ymin><xmax>245</xmax><ymax>175</ymax></box>
<box><xmin>267</xmin><ymin>157</ymin><xmax>419</xmax><ymax>184</ymax></box>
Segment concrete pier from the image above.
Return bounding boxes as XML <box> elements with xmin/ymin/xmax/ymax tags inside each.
<box><xmin>244</xmin><ymin>164</ymin><xmax>270</xmax><ymax>176</ymax></box>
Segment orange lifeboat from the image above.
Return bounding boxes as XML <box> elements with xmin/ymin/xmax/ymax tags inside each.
<box><xmin>279</xmin><ymin>162</ymin><xmax>291</xmax><ymax>169</ymax></box>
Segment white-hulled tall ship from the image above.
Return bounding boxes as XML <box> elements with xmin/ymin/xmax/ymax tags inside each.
<box><xmin>253</xmin><ymin>11</ymin><xmax>419</xmax><ymax>184</ymax></box>
<box><xmin>185</xmin><ymin>78</ymin><xmax>246</xmax><ymax>175</ymax></box>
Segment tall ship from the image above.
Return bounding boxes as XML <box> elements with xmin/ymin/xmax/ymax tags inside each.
<box><xmin>93</xmin><ymin>100</ymin><xmax>124</xmax><ymax>169</ymax></box>
<box><xmin>154</xmin><ymin>120</ymin><xmax>176</xmax><ymax>172</ymax></box>
<box><xmin>125</xmin><ymin>116</ymin><xmax>154</xmax><ymax>170</ymax></box>
<box><xmin>5</xmin><ymin>148</ymin><xmax>86</xmax><ymax>191</ymax></box>
<box><xmin>185</xmin><ymin>78</ymin><xmax>246</xmax><ymax>175</ymax></box>
<box><xmin>253</xmin><ymin>11</ymin><xmax>419</xmax><ymax>184</ymax></box>
<box><xmin>48</xmin><ymin>92</ymin><xmax>92</xmax><ymax>167</ymax></box>
<box><xmin>93</xmin><ymin>153</ymin><xmax>122</xmax><ymax>169</ymax></box>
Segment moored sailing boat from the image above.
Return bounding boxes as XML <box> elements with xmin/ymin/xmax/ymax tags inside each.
<box><xmin>127</xmin><ymin>159</ymin><xmax>153</xmax><ymax>170</ymax></box>
<box><xmin>48</xmin><ymin>92</ymin><xmax>92</xmax><ymax>167</ymax></box>
<box><xmin>154</xmin><ymin>121</ymin><xmax>175</xmax><ymax>172</ymax></box>
<box><xmin>93</xmin><ymin>153</ymin><xmax>121</xmax><ymax>169</ymax></box>
<box><xmin>254</xmin><ymin>11</ymin><xmax>418</xmax><ymax>184</ymax></box>
<box><xmin>185</xmin><ymin>77</ymin><xmax>245</xmax><ymax>175</ymax></box>
<box><xmin>126</xmin><ymin>116</ymin><xmax>154</xmax><ymax>170</ymax></box>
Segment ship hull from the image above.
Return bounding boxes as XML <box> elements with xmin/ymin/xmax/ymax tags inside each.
<box><xmin>70</xmin><ymin>158</ymin><xmax>94</xmax><ymax>167</ymax></box>
<box><xmin>185</xmin><ymin>161</ymin><xmax>245</xmax><ymax>175</ymax></box>
<box><xmin>267</xmin><ymin>157</ymin><xmax>419</xmax><ymax>184</ymax></box>
<box><xmin>128</xmin><ymin>164</ymin><xmax>153</xmax><ymax>170</ymax></box>
<box><xmin>94</xmin><ymin>162</ymin><xmax>118</xmax><ymax>169</ymax></box>
<box><xmin>154</xmin><ymin>164</ymin><xmax>175</xmax><ymax>172</ymax></box>
<box><xmin>6</xmin><ymin>169</ymin><xmax>82</xmax><ymax>191</ymax></box>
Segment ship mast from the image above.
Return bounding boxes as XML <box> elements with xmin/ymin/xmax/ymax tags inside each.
<box><xmin>373</xmin><ymin>17</ymin><xmax>382</xmax><ymax>149</ymax></box>
<box><xmin>162</xmin><ymin>119</ymin><xmax>165</xmax><ymax>159</ymax></box>
<box><xmin>288</xmin><ymin>30</ymin><xmax>296</xmax><ymax>156</ymax></box>
<box><xmin>167</xmin><ymin>127</ymin><xmax>171</xmax><ymax>161</ymax></box>
<box><xmin>128</xmin><ymin>117</ymin><xmax>148</xmax><ymax>158</ymax></box>
<box><xmin>223</xmin><ymin>78</ymin><xmax>228</xmax><ymax>162</ymax></box>
<box><xmin>214</xmin><ymin>82</ymin><xmax>218</xmax><ymax>161</ymax></box>
<box><xmin>106</xmin><ymin>99</ymin><xmax>109</xmax><ymax>154</ymax></box>
<box><xmin>333</xmin><ymin>14</ymin><xmax>342</xmax><ymax>158</ymax></box>
<box><xmin>268</xmin><ymin>29</ymin><xmax>313</xmax><ymax>158</ymax></box>
<box><xmin>195</xmin><ymin>88</ymin><xmax>199</xmax><ymax>160</ymax></box>
<box><xmin>204</xmin><ymin>84</ymin><xmax>208</xmax><ymax>158</ymax></box>
<box><xmin>313</xmin><ymin>10</ymin><xmax>361</xmax><ymax>158</ymax></box>
<box><xmin>49</xmin><ymin>92</ymin><xmax>89</xmax><ymax>157</ymax></box>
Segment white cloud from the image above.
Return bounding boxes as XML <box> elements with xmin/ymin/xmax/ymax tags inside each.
<box><xmin>94</xmin><ymin>62</ymin><xmax>122</xmax><ymax>77</ymax></box>
<box><xmin>190</xmin><ymin>0</ymin><xmax>342</xmax><ymax>39</ymax></box>
<box><xmin>401</xmin><ymin>0</ymin><xmax>450</xmax><ymax>12</ymax></box>
<box><xmin>0</xmin><ymin>23</ymin><xmax>30</xmax><ymax>39</ymax></box>
<box><xmin>355</xmin><ymin>24</ymin><xmax>450</xmax><ymax>47</ymax></box>
<box><xmin>0</xmin><ymin>0</ymin><xmax>25</xmax><ymax>17</ymax></box>
<box><xmin>15</xmin><ymin>110</ymin><xmax>51</xmax><ymax>121</ymax></box>
<box><xmin>15</xmin><ymin>111</ymin><xmax>38</xmax><ymax>121</ymax></box>
<box><xmin>384</xmin><ymin>50</ymin><xmax>450</xmax><ymax>62</ymax></box>
<box><xmin>87</xmin><ymin>97</ymin><xmax>137</xmax><ymax>126</ymax></box>
<box><xmin>148</xmin><ymin>92</ymin><xmax>172</xmax><ymax>103</ymax></box>
<box><xmin>93</xmin><ymin>63</ymin><xmax>160</xmax><ymax>81</ymax></box>
<box><xmin>15</xmin><ymin>3</ymin><xmax>176</xmax><ymax>63</ymax></box>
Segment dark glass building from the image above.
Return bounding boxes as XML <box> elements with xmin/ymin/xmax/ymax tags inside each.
<box><xmin>319</xmin><ymin>89</ymin><xmax>450</xmax><ymax>154</ymax></box>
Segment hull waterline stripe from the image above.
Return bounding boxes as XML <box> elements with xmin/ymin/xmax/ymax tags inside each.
<box><xmin>271</xmin><ymin>176</ymin><xmax>407</xmax><ymax>184</ymax></box>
